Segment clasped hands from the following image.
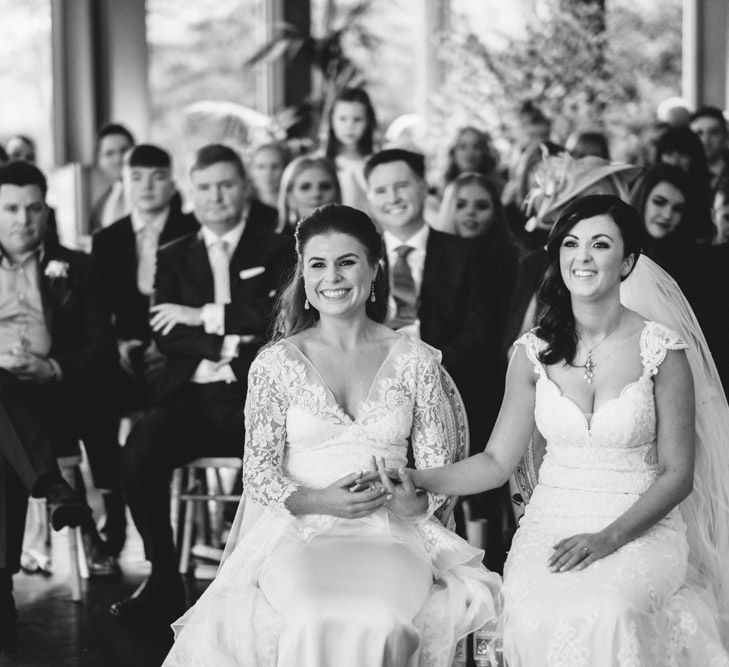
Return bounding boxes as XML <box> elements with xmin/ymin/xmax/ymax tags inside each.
<box><xmin>319</xmin><ymin>456</ymin><xmax>427</xmax><ymax>520</ymax></box>
<box><xmin>0</xmin><ymin>347</ymin><xmax>55</xmax><ymax>383</ymax></box>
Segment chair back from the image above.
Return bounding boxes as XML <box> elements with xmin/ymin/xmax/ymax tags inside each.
<box><xmin>512</xmin><ymin>428</ymin><xmax>545</xmax><ymax>506</ymax></box>
<box><xmin>433</xmin><ymin>365</ymin><xmax>470</xmax><ymax>531</ymax></box>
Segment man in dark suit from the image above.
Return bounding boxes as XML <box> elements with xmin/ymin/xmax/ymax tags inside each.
<box><xmin>110</xmin><ymin>144</ymin><xmax>294</xmax><ymax>623</ymax></box>
<box><xmin>0</xmin><ymin>162</ymin><xmax>117</xmax><ymax>652</ymax></box>
<box><xmin>89</xmin><ymin>145</ymin><xmax>198</xmax><ymax>563</ymax></box>
<box><xmin>365</xmin><ymin>149</ymin><xmax>510</xmax><ymax>572</ymax></box>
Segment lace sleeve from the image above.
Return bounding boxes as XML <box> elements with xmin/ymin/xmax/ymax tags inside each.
<box><xmin>411</xmin><ymin>344</ymin><xmax>454</xmax><ymax>519</ymax></box>
<box><xmin>242</xmin><ymin>345</ymin><xmax>299</xmax><ymax>511</ymax></box>
<box><xmin>513</xmin><ymin>329</ymin><xmax>546</xmax><ymax>377</ymax></box>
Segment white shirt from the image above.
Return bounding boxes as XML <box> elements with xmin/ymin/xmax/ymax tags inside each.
<box><xmin>132</xmin><ymin>207</ymin><xmax>169</xmax><ymax>296</ymax></box>
<box><xmin>383</xmin><ymin>224</ymin><xmax>429</xmax><ymax>339</ymax></box>
<box><xmin>100</xmin><ymin>180</ymin><xmax>130</xmax><ymax>228</ymax></box>
<box><xmin>191</xmin><ymin>218</ymin><xmax>247</xmax><ymax>384</ymax></box>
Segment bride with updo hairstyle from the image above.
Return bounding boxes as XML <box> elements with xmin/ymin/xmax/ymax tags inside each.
<box><xmin>164</xmin><ymin>204</ymin><xmax>500</xmax><ymax>667</ymax></box>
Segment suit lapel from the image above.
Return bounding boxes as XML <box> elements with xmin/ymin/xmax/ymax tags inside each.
<box><xmin>419</xmin><ymin>231</ymin><xmax>441</xmax><ymax>319</ymax></box>
<box><xmin>38</xmin><ymin>251</ymin><xmax>54</xmax><ymax>332</ymax></box>
<box><xmin>228</xmin><ymin>222</ymin><xmax>264</xmax><ymax>292</ymax></box>
<box><xmin>186</xmin><ymin>231</ymin><xmax>215</xmax><ymax>303</ymax></box>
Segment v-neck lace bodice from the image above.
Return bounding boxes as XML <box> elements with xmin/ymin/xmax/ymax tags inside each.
<box><xmin>243</xmin><ymin>336</ymin><xmax>452</xmax><ymax>513</ymax></box>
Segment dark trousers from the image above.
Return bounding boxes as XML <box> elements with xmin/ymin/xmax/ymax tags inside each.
<box><xmin>122</xmin><ymin>381</ymin><xmax>246</xmax><ymax>576</ymax></box>
<box><xmin>0</xmin><ymin>375</ymin><xmax>60</xmax><ymax>572</ymax></box>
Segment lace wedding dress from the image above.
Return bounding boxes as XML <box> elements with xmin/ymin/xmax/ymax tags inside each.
<box><xmin>164</xmin><ymin>335</ymin><xmax>499</xmax><ymax>667</ymax></box>
<box><xmin>505</xmin><ymin>322</ymin><xmax>729</xmax><ymax>666</ymax></box>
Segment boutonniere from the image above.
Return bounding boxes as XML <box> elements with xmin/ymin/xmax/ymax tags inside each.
<box><xmin>45</xmin><ymin>260</ymin><xmax>70</xmax><ymax>280</ymax></box>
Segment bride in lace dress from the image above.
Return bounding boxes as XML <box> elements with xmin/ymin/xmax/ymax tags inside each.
<box><xmin>386</xmin><ymin>195</ymin><xmax>729</xmax><ymax>665</ymax></box>
<box><xmin>163</xmin><ymin>204</ymin><xmax>500</xmax><ymax>667</ymax></box>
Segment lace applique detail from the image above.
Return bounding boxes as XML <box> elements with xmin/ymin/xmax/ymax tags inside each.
<box><xmin>514</xmin><ymin>330</ymin><xmax>547</xmax><ymax>377</ymax></box>
<box><xmin>242</xmin><ymin>345</ymin><xmax>300</xmax><ymax>512</ymax></box>
<box><xmin>640</xmin><ymin>321</ymin><xmax>687</xmax><ymax>377</ymax></box>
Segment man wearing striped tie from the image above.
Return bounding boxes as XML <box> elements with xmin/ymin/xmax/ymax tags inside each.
<box><xmin>365</xmin><ymin>149</ymin><xmax>510</xmax><ymax>572</ymax></box>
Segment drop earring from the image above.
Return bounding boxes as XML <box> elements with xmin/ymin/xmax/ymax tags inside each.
<box><xmin>370</xmin><ymin>282</ymin><xmax>376</xmax><ymax>303</ymax></box>
<box><xmin>304</xmin><ymin>297</ymin><xmax>310</xmax><ymax>310</ymax></box>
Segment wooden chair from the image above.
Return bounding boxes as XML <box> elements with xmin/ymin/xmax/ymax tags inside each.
<box><xmin>171</xmin><ymin>457</ymin><xmax>242</xmax><ymax>576</ymax></box>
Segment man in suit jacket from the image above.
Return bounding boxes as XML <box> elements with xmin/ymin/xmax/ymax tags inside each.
<box><xmin>110</xmin><ymin>144</ymin><xmax>294</xmax><ymax>623</ymax></box>
<box><xmin>88</xmin><ymin>145</ymin><xmax>198</xmax><ymax>561</ymax></box>
<box><xmin>0</xmin><ymin>162</ymin><xmax>117</xmax><ymax>652</ymax></box>
<box><xmin>365</xmin><ymin>149</ymin><xmax>510</xmax><ymax>572</ymax></box>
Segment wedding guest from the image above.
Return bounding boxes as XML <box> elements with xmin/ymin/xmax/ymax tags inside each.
<box><xmin>89</xmin><ymin>144</ymin><xmax>199</xmax><ymax>564</ymax></box>
<box><xmin>442</xmin><ymin>126</ymin><xmax>501</xmax><ymax>188</ymax></box>
<box><xmin>0</xmin><ymin>161</ymin><xmax>116</xmax><ymax>652</ymax></box>
<box><xmin>654</xmin><ymin>126</ymin><xmax>713</xmax><ymax>242</ymax></box>
<box><xmin>711</xmin><ymin>177</ymin><xmax>729</xmax><ymax>245</ymax></box>
<box><xmin>435</xmin><ymin>172</ymin><xmax>519</xmax><ymax>324</ymax></box>
<box><xmin>4</xmin><ymin>136</ymin><xmax>35</xmax><ymax>163</ymax></box>
<box><xmin>89</xmin><ymin>123</ymin><xmax>135</xmax><ymax>232</ymax></box>
<box><xmin>324</xmin><ymin>87</ymin><xmax>378</xmax><ymax>213</ymax></box>
<box><xmin>163</xmin><ymin>204</ymin><xmax>500</xmax><ymax>666</ymax></box>
<box><xmin>565</xmin><ymin>130</ymin><xmax>610</xmax><ymax>160</ymax></box>
<box><xmin>690</xmin><ymin>106</ymin><xmax>729</xmax><ymax>194</ymax></box>
<box><xmin>365</xmin><ymin>148</ymin><xmax>510</xmax><ymax>572</ymax></box>
<box><xmin>248</xmin><ymin>142</ymin><xmax>290</xmax><ymax>211</ymax></box>
<box><xmin>277</xmin><ymin>155</ymin><xmax>340</xmax><ymax>233</ymax></box>
<box><xmin>109</xmin><ymin>144</ymin><xmax>294</xmax><ymax>625</ymax></box>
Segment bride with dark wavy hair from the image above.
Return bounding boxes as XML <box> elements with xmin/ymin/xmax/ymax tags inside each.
<box><xmin>371</xmin><ymin>194</ymin><xmax>729</xmax><ymax>664</ymax></box>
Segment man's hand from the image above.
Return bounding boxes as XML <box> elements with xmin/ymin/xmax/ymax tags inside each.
<box><xmin>118</xmin><ymin>339</ymin><xmax>145</xmax><ymax>377</ymax></box>
<box><xmin>150</xmin><ymin>304</ymin><xmax>203</xmax><ymax>335</ymax></box>
<box><xmin>5</xmin><ymin>351</ymin><xmax>56</xmax><ymax>383</ymax></box>
<box><xmin>142</xmin><ymin>340</ymin><xmax>166</xmax><ymax>382</ymax></box>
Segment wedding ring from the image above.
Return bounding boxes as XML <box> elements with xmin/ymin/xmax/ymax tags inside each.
<box><xmin>581</xmin><ymin>546</ymin><xmax>590</xmax><ymax>555</ymax></box>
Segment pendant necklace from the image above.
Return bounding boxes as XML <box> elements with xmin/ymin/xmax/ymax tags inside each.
<box><xmin>576</xmin><ymin>319</ymin><xmax>622</xmax><ymax>384</ymax></box>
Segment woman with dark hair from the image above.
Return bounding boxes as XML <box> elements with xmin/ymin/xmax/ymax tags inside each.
<box><xmin>366</xmin><ymin>195</ymin><xmax>729</xmax><ymax>663</ymax></box>
<box><xmin>654</xmin><ymin>126</ymin><xmax>714</xmax><ymax>242</ymax></box>
<box><xmin>324</xmin><ymin>87</ymin><xmax>378</xmax><ymax>212</ymax></box>
<box><xmin>164</xmin><ymin>204</ymin><xmax>499</xmax><ymax>666</ymax></box>
<box><xmin>629</xmin><ymin>163</ymin><xmax>699</xmax><ymax>302</ymax></box>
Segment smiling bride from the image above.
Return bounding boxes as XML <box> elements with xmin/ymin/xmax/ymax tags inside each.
<box><xmin>162</xmin><ymin>204</ymin><xmax>500</xmax><ymax>667</ymax></box>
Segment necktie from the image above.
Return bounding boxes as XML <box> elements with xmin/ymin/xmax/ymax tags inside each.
<box><xmin>390</xmin><ymin>245</ymin><xmax>418</xmax><ymax>328</ymax></box>
<box><xmin>136</xmin><ymin>225</ymin><xmax>157</xmax><ymax>296</ymax></box>
<box><xmin>210</xmin><ymin>239</ymin><xmax>231</xmax><ymax>304</ymax></box>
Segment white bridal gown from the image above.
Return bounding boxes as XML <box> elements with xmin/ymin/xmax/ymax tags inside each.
<box><xmin>164</xmin><ymin>335</ymin><xmax>499</xmax><ymax>667</ymax></box>
<box><xmin>504</xmin><ymin>322</ymin><xmax>729</xmax><ymax>666</ymax></box>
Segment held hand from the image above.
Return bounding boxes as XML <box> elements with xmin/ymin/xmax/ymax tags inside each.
<box><xmin>150</xmin><ymin>304</ymin><xmax>203</xmax><ymax>335</ymax></box>
<box><xmin>375</xmin><ymin>457</ymin><xmax>427</xmax><ymax>519</ymax></box>
<box><xmin>548</xmin><ymin>531</ymin><xmax>618</xmax><ymax>572</ymax></box>
<box><xmin>313</xmin><ymin>471</ymin><xmax>391</xmax><ymax>519</ymax></box>
<box><xmin>8</xmin><ymin>352</ymin><xmax>55</xmax><ymax>383</ymax></box>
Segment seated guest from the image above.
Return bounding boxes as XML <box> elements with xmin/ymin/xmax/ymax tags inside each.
<box><xmin>277</xmin><ymin>155</ymin><xmax>340</xmax><ymax>233</ymax></box>
<box><xmin>109</xmin><ymin>144</ymin><xmax>295</xmax><ymax>624</ymax></box>
<box><xmin>712</xmin><ymin>177</ymin><xmax>729</xmax><ymax>245</ymax></box>
<box><xmin>248</xmin><ymin>142</ymin><xmax>290</xmax><ymax>213</ymax></box>
<box><xmin>89</xmin><ymin>123</ymin><xmax>135</xmax><ymax>232</ymax></box>
<box><xmin>89</xmin><ymin>145</ymin><xmax>199</xmax><ymax>562</ymax></box>
<box><xmin>364</xmin><ymin>149</ymin><xmax>509</xmax><ymax>572</ymax></box>
<box><xmin>0</xmin><ymin>161</ymin><xmax>116</xmax><ymax>652</ymax></box>
<box><xmin>690</xmin><ymin>106</ymin><xmax>729</xmax><ymax>194</ymax></box>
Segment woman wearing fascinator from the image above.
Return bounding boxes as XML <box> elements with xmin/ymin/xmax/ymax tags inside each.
<box><xmin>368</xmin><ymin>194</ymin><xmax>729</xmax><ymax>664</ymax></box>
<box><xmin>163</xmin><ymin>204</ymin><xmax>500</xmax><ymax>666</ymax></box>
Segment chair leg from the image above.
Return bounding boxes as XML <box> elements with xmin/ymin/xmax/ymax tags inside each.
<box><xmin>67</xmin><ymin>527</ymin><xmax>82</xmax><ymax>602</ymax></box>
<box><xmin>170</xmin><ymin>468</ymin><xmax>183</xmax><ymax>547</ymax></box>
<box><xmin>179</xmin><ymin>495</ymin><xmax>196</xmax><ymax>576</ymax></box>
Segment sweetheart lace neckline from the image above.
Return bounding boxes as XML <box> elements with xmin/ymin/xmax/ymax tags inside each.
<box><xmin>539</xmin><ymin>372</ymin><xmax>650</xmax><ymax>434</ymax></box>
<box><xmin>281</xmin><ymin>337</ymin><xmax>406</xmax><ymax>423</ymax></box>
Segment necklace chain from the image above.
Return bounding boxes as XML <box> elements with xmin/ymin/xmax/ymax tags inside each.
<box><xmin>576</xmin><ymin>319</ymin><xmax>622</xmax><ymax>384</ymax></box>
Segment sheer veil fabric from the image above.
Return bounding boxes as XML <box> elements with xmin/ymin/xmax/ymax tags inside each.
<box><xmin>620</xmin><ymin>254</ymin><xmax>729</xmax><ymax>644</ymax></box>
